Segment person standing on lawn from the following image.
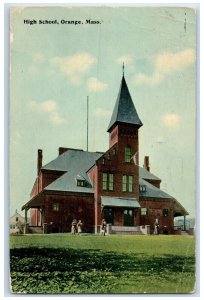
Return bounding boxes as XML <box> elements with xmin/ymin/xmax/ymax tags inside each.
<box><xmin>101</xmin><ymin>219</ymin><xmax>107</xmax><ymax>236</ymax></box>
<box><xmin>77</xmin><ymin>220</ymin><xmax>83</xmax><ymax>235</ymax></box>
<box><xmin>71</xmin><ymin>219</ymin><xmax>77</xmax><ymax>234</ymax></box>
<box><xmin>154</xmin><ymin>218</ymin><xmax>159</xmax><ymax>235</ymax></box>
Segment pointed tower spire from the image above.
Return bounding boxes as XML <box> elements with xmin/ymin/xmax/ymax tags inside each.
<box><xmin>122</xmin><ymin>62</ymin><xmax>125</xmax><ymax>77</ymax></box>
<box><xmin>107</xmin><ymin>74</ymin><xmax>143</xmax><ymax>132</ymax></box>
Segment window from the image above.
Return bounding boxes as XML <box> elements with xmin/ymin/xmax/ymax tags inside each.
<box><xmin>141</xmin><ymin>208</ymin><xmax>147</xmax><ymax>216</ymax></box>
<box><xmin>125</xmin><ymin>146</ymin><xmax>132</xmax><ymax>163</ymax></box>
<box><xmin>102</xmin><ymin>173</ymin><xmax>114</xmax><ymax>191</ymax></box>
<box><xmin>122</xmin><ymin>175</ymin><xmax>127</xmax><ymax>192</ymax></box>
<box><xmin>122</xmin><ymin>175</ymin><xmax>134</xmax><ymax>192</ymax></box>
<box><xmin>139</xmin><ymin>185</ymin><xmax>146</xmax><ymax>192</ymax></box>
<box><xmin>16</xmin><ymin>217</ymin><xmax>18</xmax><ymax>222</ymax></box>
<box><xmin>128</xmin><ymin>176</ymin><xmax>133</xmax><ymax>192</ymax></box>
<box><xmin>10</xmin><ymin>225</ymin><xmax>12</xmax><ymax>229</ymax></box>
<box><xmin>163</xmin><ymin>208</ymin><xmax>169</xmax><ymax>217</ymax></box>
<box><xmin>124</xmin><ymin>209</ymin><xmax>134</xmax><ymax>226</ymax></box>
<box><xmin>53</xmin><ymin>203</ymin><xmax>59</xmax><ymax>212</ymax></box>
<box><xmin>77</xmin><ymin>179</ymin><xmax>86</xmax><ymax>187</ymax></box>
<box><xmin>109</xmin><ymin>174</ymin><xmax>114</xmax><ymax>191</ymax></box>
<box><xmin>102</xmin><ymin>173</ymin><xmax>107</xmax><ymax>190</ymax></box>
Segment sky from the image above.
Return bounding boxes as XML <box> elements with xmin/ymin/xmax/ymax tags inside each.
<box><xmin>9</xmin><ymin>5</ymin><xmax>196</xmax><ymax>218</ymax></box>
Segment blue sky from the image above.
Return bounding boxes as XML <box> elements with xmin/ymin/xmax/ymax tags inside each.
<box><xmin>10</xmin><ymin>6</ymin><xmax>196</xmax><ymax>217</ymax></box>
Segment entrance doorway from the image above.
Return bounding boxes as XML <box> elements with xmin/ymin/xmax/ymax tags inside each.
<box><xmin>103</xmin><ymin>208</ymin><xmax>114</xmax><ymax>224</ymax></box>
<box><xmin>124</xmin><ymin>209</ymin><xmax>134</xmax><ymax>226</ymax></box>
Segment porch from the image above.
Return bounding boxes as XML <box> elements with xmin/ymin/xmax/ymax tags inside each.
<box><xmin>96</xmin><ymin>224</ymin><xmax>150</xmax><ymax>235</ymax></box>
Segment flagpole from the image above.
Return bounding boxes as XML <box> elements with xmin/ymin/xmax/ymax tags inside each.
<box><xmin>87</xmin><ymin>96</ymin><xmax>89</xmax><ymax>152</ymax></box>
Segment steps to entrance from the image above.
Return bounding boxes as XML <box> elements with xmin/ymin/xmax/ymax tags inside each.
<box><xmin>110</xmin><ymin>225</ymin><xmax>150</xmax><ymax>235</ymax></box>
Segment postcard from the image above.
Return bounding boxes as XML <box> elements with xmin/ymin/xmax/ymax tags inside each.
<box><xmin>9</xmin><ymin>5</ymin><xmax>196</xmax><ymax>294</ymax></box>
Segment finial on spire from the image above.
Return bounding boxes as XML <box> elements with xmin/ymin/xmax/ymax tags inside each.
<box><xmin>122</xmin><ymin>62</ymin><xmax>125</xmax><ymax>76</ymax></box>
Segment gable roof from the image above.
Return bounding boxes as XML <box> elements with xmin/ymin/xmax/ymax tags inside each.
<box><xmin>41</xmin><ymin>149</ymin><xmax>179</xmax><ymax>201</ymax></box>
<box><xmin>107</xmin><ymin>76</ymin><xmax>143</xmax><ymax>132</ymax></box>
<box><xmin>139</xmin><ymin>178</ymin><xmax>173</xmax><ymax>199</ymax></box>
<box><xmin>43</xmin><ymin>150</ymin><xmax>103</xmax><ymax>193</ymax></box>
<box><xmin>139</xmin><ymin>166</ymin><xmax>161</xmax><ymax>181</ymax></box>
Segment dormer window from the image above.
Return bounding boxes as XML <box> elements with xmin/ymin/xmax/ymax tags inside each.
<box><xmin>76</xmin><ymin>174</ymin><xmax>87</xmax><ymax>187</ymax></box>
<box><xmin>77</xmin><ymin>179</ymin><xmax>86</xmax><ymax>187</ymax></box>
<box><xmin>139</xmin><ymin>185</ymin><xmax>146</xmax><ymax>192</ymax></box>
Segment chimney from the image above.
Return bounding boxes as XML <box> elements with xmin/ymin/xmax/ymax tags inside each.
<box><xmin>58</xmin><ymin>147</ymin><xmax>68</xmax><ymax>155</ymax></box>
<box><xmin>143</xmin><ymin>156</ymin><xmax>150</xmax><ymax>172</ymax></box>
<box><xmin>37</xmin><ymin>149</ymin><xmax>43</xmax><ymax>175</ymax></box>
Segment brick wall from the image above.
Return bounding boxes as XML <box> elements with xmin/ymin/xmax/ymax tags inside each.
<box><xmin>43</xmin><ymin>193</ymin><xmax>95</xmax><ymax>233</ymax></box>
<box><xmin>139</xmin><ymin>197</ymin><xmax>174</xmax><ymax>233</ymax></box>
<box><xmin>92</xmin><ymin>123</ymin><xmax>141</xmax><ymax>227</ymax></box>
<box><xmin>30</xmin><ymin>170</ymin><xmax>66</xmax><ymax>198</ymax></box>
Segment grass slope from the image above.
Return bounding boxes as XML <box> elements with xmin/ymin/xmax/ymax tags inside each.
<box><xmin>10</xmin><ymin>234</ymin><xmax>196</xmax><ymax>294</ymax></box>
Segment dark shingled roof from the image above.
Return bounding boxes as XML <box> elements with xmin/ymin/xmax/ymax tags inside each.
<box><xmin>139</xmin><ymin>178</ymin><xmax>173</xmax><ymax>199</ymax></box>
<box><xmin>139</xmin><ymin>167</ymin><xmax>161</xmax><ymax>181</ymax></box>
<box><xmin>41</xmin><ymin>149</ymin><xmax>168</xmax><ymax>199</ymax></box>
<box><xmin>107</xmin><ymin>76</ymin><xmax>143</xmax><ymax>132</ymax></box>
<box><xmin>42</xmin><ymin>150</ymin><xmax>103</xmax><ymax>193</ymax></box>
<box><xmin>39</xmin><ymin>149</ymin><xmax>184</xmax><ymax>206</ymax></box>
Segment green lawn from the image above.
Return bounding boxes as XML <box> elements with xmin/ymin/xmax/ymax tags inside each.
<box><xmin>10</xmin><ymin>234</ymin><xmax>196</xmax><ymax>294</ymax></box>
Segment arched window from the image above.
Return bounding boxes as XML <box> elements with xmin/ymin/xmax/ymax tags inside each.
<box><xmin>125</xmin><ymin>146</ymin><xmax>132</xmax><ymax>163</ymax></box>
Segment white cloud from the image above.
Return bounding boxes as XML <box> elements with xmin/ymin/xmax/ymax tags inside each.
<box><xmin>155</xmin><ymin>49</ymin><xmax>195</xmax><ymax>74</ymax></box>
<box><xmin>41</xmin><ymin>100</ymin><xmax>58</xmax><ymax>112</ymax></box>
<box><xmin>51</xmin><ymin>52</ymin><xmax>96</xmax><ymax>84</ymax></box>
<box><xmin>49</xmin><ymin>111</ymin><xmax>66</xmax><ymax>124</ymax></box>
<box><xmin>134</xmin><ymin>48</ymin><xmax>195</xmax><ymax>86</ymax></box>
<box><xmin>28</xmin><ymin>100</ymin><xmax>66</xmax><ymax>125</ymax></box>
<box><xmin>32</xmin><ymin>52</ymin><xmax>45</xmax><ymax>64</ymax></box>
<box><xmin>87</xmin><ymin>77</ymin><xmax>108</xmax><ymax>92</ymax></box>
<box><xmin>135</xmin><ymin>72</ymin><xmax>164</xmax><ymax>86</ymax></box>
<box><xmin>116</xmin><ymin>55</ymin><xmax>133</xmax><ymax>65</ymax></box>
<box><xmin>161</xmin><ymin>113</ymin><xmax>181</xmax><ymax>129</ymax></box>
<box><xmin>94</xmin><ymin>108</ymin><xmax>111</xmax><ymax>117</ymax></box>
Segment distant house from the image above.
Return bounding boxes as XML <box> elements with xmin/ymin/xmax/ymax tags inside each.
<box><xmin>21</xmin><ymin>73</ymin><xmax>188</xmax><ymax>234</ymax></box>
<box><xmin>174</xmin><ymin>217</ymin><xmax>195</xmax><ymax>230</ymax></box>
<box><xmin>10</xmin><ymin>211</ymin><xmax>26</xmax><ymax>234</ymax></box>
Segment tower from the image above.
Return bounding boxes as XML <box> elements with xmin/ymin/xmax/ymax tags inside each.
<box><xmin>92</xmin><ymin>70</ymin><xmax>143</xmax><ymax>229</ymax></box>
<box><xmin>107</xmin><ymin>73</ymin><xmax>143</xmax><ymax>165</ymax></box>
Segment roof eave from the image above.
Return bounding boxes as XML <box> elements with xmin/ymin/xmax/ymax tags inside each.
<box><xmin>107</xmin><ymin>120</ymin><xmax>143</xmax><ymax>133</ymax></box>
<box><xmin>21</xmin><ymin>191</ymin><xmax>45</xmax><ymax>211</ymax></box>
